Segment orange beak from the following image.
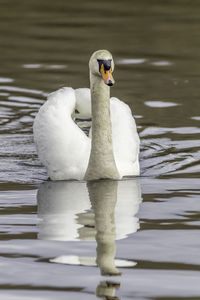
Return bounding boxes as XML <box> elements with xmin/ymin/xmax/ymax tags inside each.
<box><xmin>100</xmin><ymin>64</ymin><xmax>115</xmax><ymax>86</ymax></box>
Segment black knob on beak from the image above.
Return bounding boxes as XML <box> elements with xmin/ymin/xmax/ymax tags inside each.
<box><xmin>107</xmin><ymin>80</ymin><xmax>114</xmax><ymax>86</ymax></box>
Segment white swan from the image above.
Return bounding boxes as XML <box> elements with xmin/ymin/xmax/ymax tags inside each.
<box><xmin>33</xmin><ymin>50</ymin><xmax>140</xmax><ymax>180</ymax></box>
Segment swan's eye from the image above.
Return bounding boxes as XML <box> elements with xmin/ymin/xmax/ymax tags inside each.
<box><xmin>97</xmin><ymin>59</ymin><xmax>112</xmax><ymax>73</ymax></box>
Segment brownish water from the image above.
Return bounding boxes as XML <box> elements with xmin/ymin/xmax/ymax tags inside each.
<box><xmin>0</xmin><ymin>0</ymin><xmax>200</xmax><ymax>299</ymax></box>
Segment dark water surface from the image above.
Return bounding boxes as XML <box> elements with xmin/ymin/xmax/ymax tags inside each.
<box><xmin>0</xmin><ymin>0</ymin><xmax>200</xmax><ymax>299</ymax></box>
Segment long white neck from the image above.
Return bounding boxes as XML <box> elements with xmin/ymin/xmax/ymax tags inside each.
<box><xmin>84</xmin><ymin>72</ymin><xmax>120</xmax><ymax>180</ymax></box>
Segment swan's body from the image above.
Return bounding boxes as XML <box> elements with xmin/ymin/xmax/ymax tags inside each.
<box><xmin>33</xmin><ymin>50</ymin><xmax>140</xmax><ymax>180</ymax></box>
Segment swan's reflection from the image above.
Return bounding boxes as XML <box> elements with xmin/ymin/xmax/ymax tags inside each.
<box><xmin>96</xmin><ymin>280</ymin><xmax>120</xmax><ymax>300</ymax></box>
<box><xmin>37</xmin><ymin>181</ymin><xmax>91</xmax><ymax>241</ymax></box>
<box><xmin>88</xmin><ymin>180</ymin><xmax>119</xmax><ymax>275</ymax></box>
<box><xmin>38</xmin><ymin>179</ymin><xmax>141</xmax><ymax>242</ymax></box>
<box><xmin>37</xmin><ymin>179</ymin><xmax>142</xmax><ymax>298</ymax></box>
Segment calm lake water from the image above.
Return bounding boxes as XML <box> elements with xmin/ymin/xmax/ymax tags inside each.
<box><xmin>0</xmin><ymin>0</ymin><xmax>200</xmax><ymax>299</ymax></box>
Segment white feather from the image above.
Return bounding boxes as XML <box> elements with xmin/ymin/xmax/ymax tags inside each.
<box><xmin>33</xmin><ymin>87</ymin><xmax>140</xmax><ymax>180</ymax></box>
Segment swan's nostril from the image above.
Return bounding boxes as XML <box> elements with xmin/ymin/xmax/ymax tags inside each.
<box><xmin>107</xmin><ymin>80</ymin><xmax>114</xmax><ymax>86</ymax></box>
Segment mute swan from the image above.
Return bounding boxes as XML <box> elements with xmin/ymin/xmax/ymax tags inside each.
<box><xmin>33</xmin><ymin>50</ymin><xmax>140</xmax><ymax>180</ymax></box>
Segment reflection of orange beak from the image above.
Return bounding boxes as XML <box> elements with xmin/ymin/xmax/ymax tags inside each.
<box><xmin>100</xmin><ymin>64</ymin><xmax>115</xmax><ymax>86</ymax></box>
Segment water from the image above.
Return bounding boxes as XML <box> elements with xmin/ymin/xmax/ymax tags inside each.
<box><xmin>0</xmin><ymin>0</ymin><xmax>200</xmax><ymax>299</ymax></box>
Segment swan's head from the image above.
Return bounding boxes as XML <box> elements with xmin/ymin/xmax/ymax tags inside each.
<box><xmin>89</xmin><ymin>50</ymin><xmax>115</xmax><ymax>86</ymax></box>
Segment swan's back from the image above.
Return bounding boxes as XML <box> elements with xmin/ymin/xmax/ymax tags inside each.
<box><xmin>33</xmin><ymin>87</ymin><xmax>91</xmax><ymax>180</ymax></box>
<box><xmin>76</xmin><ymin>92</ymin><xmax>140</xmax><ymax>176</ymax></box>
<box><xmin>110</xmin><ymin>97</ymin><xmax>140</xmax><ymax>176</ymax></box>
<box><xmin>73</xmin><ymin>91</ymin><xmax>140</xmax><ymax>177</ymax></box>
<box><xmin>33</xmin><ymin>87</ymin><xmax>139</xmax><ymax>180</ymax></box>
